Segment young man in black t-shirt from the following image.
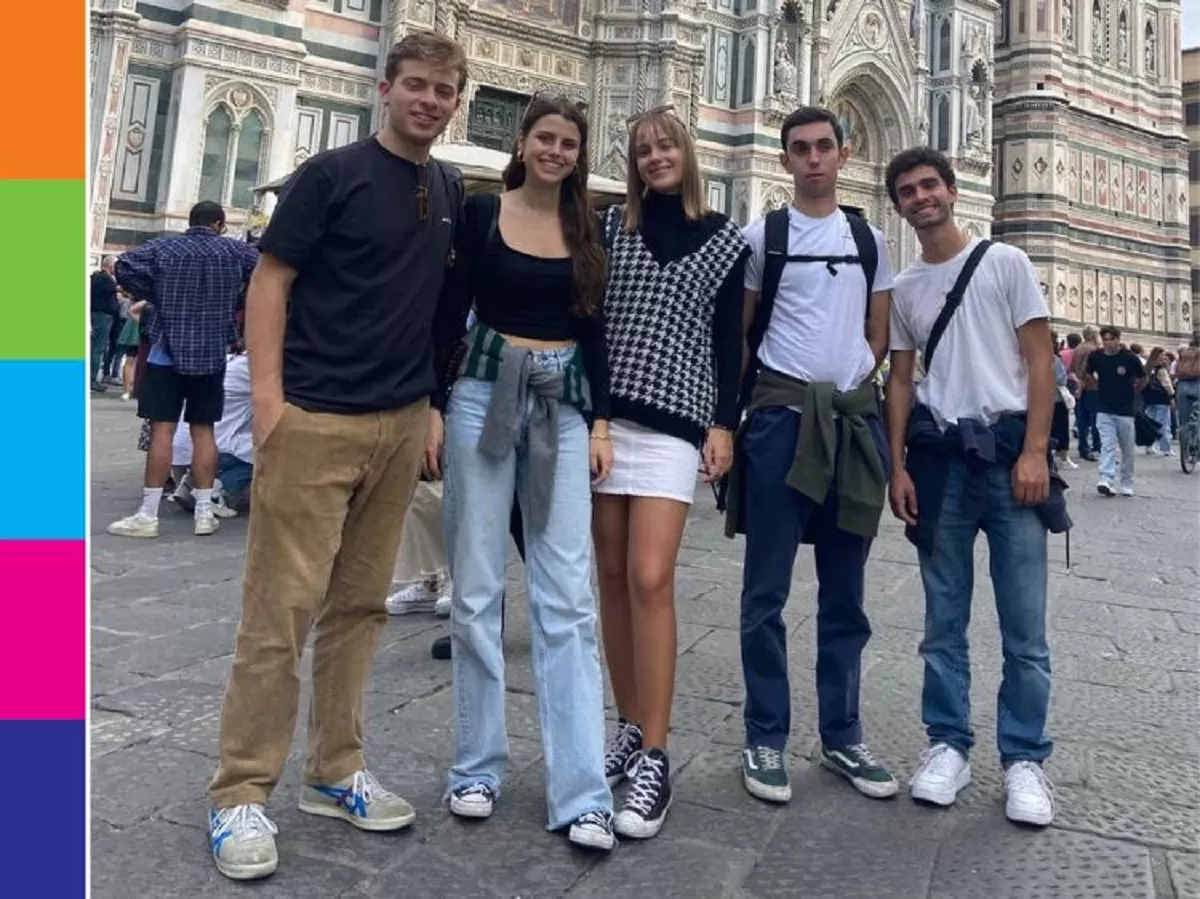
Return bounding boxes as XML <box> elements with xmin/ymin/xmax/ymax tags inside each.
<box><xmin>1085</xmin><ymin>325</ymin><xmax>1147</xmax><ymax>496</ymax></box>
<box><xmin>205</xmin><ymin>32</ymin><xmax>468</xmax><ymax>881</ymax></box>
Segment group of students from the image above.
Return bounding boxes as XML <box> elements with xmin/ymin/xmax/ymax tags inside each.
<box><xmin>112</xmin><ymin>31</ymin><xmax>1066</xmax><ymax>883</ymax></box>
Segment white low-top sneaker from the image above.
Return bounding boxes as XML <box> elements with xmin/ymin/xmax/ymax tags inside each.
<box><xmin>1004</xmin><ymin>761</ymin><xmax>1055</xmax><ymax>826</ymax></box>
<box><xmin>909</xmin><ymin>743</ymin><xmax>971</xmax><ymax>807</ymax></box>
<box><xmin>107</xmin><ymin>512</ymin><xmax>159</xmax><ymax>538</ymax></box>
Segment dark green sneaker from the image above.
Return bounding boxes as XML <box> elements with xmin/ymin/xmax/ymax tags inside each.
<box><xmin>818</xmin><ymin>743</ymin><xmax>899</xmax><ymax>799</ymax></box>
<box><xmin>741</xmin><ymin>745</ymin><xmax>792</xmax><ymax>803</ymax></box>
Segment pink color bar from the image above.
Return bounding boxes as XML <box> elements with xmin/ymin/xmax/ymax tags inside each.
<box><xmin>0</xmin><ymin>541</ymin><xmax>86</xmax><ymax>719</ymax></box>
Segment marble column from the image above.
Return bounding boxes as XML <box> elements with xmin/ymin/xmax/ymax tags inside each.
<box><xmin>161</xmin><ymin>66</ymin><xmax>211</xmax><ymax>216</ymax></box>
<box><xmin>89</xmin><ymin>1</ymin><xmax>140</xmax><ymax>258</ymax></box>
<box><xmin>798</xmin><ymin>26</ymin><xmax>813</xmax><ymax>104</ymax></box>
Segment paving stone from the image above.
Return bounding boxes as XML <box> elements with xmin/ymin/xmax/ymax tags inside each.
<box><xmin>1055</xmin><ymin>785</ymin><xmax>1200</xmax><ymax>852</ymax></box>
<box><xmin>1169</xmin><ymin>852</ymin><xmax>1200</xmax><ymax>899</ymax></box>
<box><xmin>92</xmin><ymin>743</ymin><xmax>214</xmax><ymax>828</ymax></box>
<box><xmin>743</xmin><ymin>771</ymin><xmax>955</xmax><ymax>899</ymax></box>
<box><xmin>570</xmin><ymin>838</ymin><xmax>756</xmax><ymax>898</ymax></box>
<box><xmin>352</xmin><ymin>847</ymin><xmax>503</xmax><ymax>897</ymax></box>
<box><xmin>929</xmin><ymin>819</ymin><xmax>1154</xmax><ymax>898</ymax></box>
<box><xmin>92</xmin><ymin>620</ymin><xmax>240</xmax><ymax>678</ymax></box>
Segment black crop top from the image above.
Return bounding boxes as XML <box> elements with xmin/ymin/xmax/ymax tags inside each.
<box><xmin>432</xmin><ymin>192</ymin><xmax>610</xmax><ymax>417</ymax></box>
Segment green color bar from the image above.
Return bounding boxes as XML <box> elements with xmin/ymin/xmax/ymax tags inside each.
<box><xmin>0</xmin><ymin>180</ymin><xmax>87</xmax><ymax>360</ymax></box>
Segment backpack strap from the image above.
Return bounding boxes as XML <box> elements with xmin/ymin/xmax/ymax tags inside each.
<box><xmin>844</xmin><ymin>210</ymin><xmax>878</xmax><ymax>310</ymax></box>
<box><xmin>739</xmin><ymin>207</ymin><xmax>790</xmax><ymax>406</ymax></box>
<box><xmin>923</xmin><ymin>239</ymin><xmax>992</xmax><ymax>371</ymax></box>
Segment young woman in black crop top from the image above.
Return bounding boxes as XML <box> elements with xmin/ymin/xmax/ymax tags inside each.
<box><xmin>428</xmin><ymin>95</ymin><xmax>616</xmax><ymax>851</ymax></box>
<box><xmin>592</xmin><ymin>108</ymin><xmax>749</xmax><ymax>840</ymax></box>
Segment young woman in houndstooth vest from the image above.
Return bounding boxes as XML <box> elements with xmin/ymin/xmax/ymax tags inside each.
<box><xmin>594</xmin><ymin>107</ymin><xmax>749</xmax><ymax>839</ymax></box>
<box><xmin>428</xmin><ymin>95</ymin><xmax>617</xmax><ymax>851</ymax></box>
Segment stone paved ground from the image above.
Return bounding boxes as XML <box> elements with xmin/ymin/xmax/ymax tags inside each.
<box><xmin>90</xmin><ymin>393</ymin><xmax>1200</xmax><ymax>898</ymax></box>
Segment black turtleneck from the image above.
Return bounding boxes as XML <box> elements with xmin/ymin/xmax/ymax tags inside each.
<box><xmin>607</xmin><ymin>191</ymin><xmax>748</xmax><ymax>439</ymax></box>
<box><xmin>638</xmin><ymin>190</ymin><xmax>730</xmax><ymax>265</ymax></box>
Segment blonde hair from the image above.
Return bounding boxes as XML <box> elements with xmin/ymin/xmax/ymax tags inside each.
<box><xmin>622</xmin><ymin>111</ymin><xmax>706</xmax><ymax>231</ymax></box>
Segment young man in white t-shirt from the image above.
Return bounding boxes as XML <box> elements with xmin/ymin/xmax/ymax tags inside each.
<box><xmin>884</xmin><ymin>147</ymin><xmax>1057</xmax><ymax>826</ymax></box>
<box><xmin>733</xmin><ymin>106</ymin><xmax>898</xmax><ymax>805</ymax></box>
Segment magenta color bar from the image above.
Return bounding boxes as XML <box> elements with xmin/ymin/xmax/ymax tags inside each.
<box><xmin>0</xmin><ymin>540</ymin><xmax>87</xmax><ymax>719</ymax></box>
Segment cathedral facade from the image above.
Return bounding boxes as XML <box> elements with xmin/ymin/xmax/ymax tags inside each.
<box><xmin>90</xmin><ymin>0</ymin><xmax>1189</xmax><ymax>341</ymax></box>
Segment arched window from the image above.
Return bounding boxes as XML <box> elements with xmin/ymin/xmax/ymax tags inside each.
<box><xmin>935</xmin><ymin>94</ymin><xmax>951</xmax><ymax>151</ymax></box>
<box><xmin>232</xmin><ymin>110</ymin><xmax>265</xmax><ymax>209</ymax></box>
<box><xmin>938</xmin><ymin>19</ymin><xmax>951</xmax><ymax>71</ymax></box>
<box><xmin>198</xmin><ymin>92</ymin><xmax>272</xmax><ymax>209</ymax></box>
<box><xmin>199</xmin><ymin>105</ymin><xmax>232</xmax><ymax>203</ymax></box>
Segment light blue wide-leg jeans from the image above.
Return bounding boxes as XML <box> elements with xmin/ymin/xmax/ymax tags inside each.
<box><xmin>443</xmin><ymin>348</ymin><xmax>612</xmax><ymax>829</ymax></box>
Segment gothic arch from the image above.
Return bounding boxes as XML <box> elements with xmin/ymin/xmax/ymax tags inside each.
<box><xmin>202</xmin><ymin>80</ymin><xmax>276</xmax><ymax>127</ymax></box>
<box><xmin>826</xmin><ymin>61</ymin><xmax>916</xmax><ymax>160</ymax></box>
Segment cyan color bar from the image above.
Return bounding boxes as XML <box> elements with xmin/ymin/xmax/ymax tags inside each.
<box><xmin>0</xmin><ymin>360</ymin><xmax>86</xmax><ymax>539</ymax></box>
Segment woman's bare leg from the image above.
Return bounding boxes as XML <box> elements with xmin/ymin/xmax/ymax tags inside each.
<box><xmin>626</xmin><ymin>496</ymin><xmax>689</xmax><ymax>750</ymax></box>
<box><xmin>593</xmin><ymin>494</ymin><xmax>638</xmax><ymax>721</ymax></box>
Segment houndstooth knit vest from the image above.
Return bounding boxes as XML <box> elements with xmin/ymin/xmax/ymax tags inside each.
<box><xmin>602</xmin><ymin>204</ymin><xmax>746</xmax><ymax>446</ymax></box>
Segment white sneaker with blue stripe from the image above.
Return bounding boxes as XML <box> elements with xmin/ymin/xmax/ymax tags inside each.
<box><xmin>209</xmin><ymin>803</ymin><xmax>278</xmax><ymax>881</ymax></box>
<box><xmin>298</xmin><ymin>768</ymin><xmax>416</xmax><ymax>831</ymax></box>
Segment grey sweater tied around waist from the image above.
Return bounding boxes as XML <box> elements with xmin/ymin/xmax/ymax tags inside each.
<box><xmin>470</xmin><ymin>339</ymin><xmax>566</xmax><ymax>534</ymax></box>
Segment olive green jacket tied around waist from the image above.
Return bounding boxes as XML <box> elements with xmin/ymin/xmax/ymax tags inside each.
<box><xmin>724</xmin><ymin>368</ymin><xmax>887</xmax><ymax>539</ymax></box>
<box><xmin>457</xmin><ymin>324</ymin><xmax>591</xmax><ymax>534</ymax></box>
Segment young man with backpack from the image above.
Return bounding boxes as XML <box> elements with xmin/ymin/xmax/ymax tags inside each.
<box><xmin>884</xmin><ymin>147</ymin><xmax>1065</xmax><ymax>827</ymax></box>
<box><xmin>725</xmin><ymin>106</ymin><xmax>897</xmax><ymax>805</ymax></box>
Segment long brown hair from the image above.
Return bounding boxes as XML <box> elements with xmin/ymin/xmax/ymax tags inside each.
<box><xmin>623</xmin><ymin>109</ymin><xmax>707</xmax><ymax>232</ymax></box>
<box><xmin>502</xmin><ymin>96</ymin><xmax>605</xmax><ymax>318</ymax></box>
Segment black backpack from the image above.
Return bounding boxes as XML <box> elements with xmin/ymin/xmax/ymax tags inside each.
<box><xmin>740</xmin><ymin>205</ymin><xmax>879</xmax><ymax>405</ymax></box>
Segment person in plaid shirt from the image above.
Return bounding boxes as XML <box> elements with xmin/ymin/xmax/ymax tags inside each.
<box><xmin>107</xmin><ymin>200</ymin><xmax>258</xmax><ymax>538</ymax></box>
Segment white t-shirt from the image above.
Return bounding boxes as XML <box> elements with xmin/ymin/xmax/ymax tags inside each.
<box><xmin>890</xmin><ymin>238</ymin><xmax>1049</xmax><ymax>428</ymax></box>
<box><xmin>744</xmin><ymin>207</ymin><xmax>894</xmax><ymax>391</ymax></box>
<box><xmin>172</xmin><ymin>354</ymin><xmax>254</xmax><ymax>465</ymax></box>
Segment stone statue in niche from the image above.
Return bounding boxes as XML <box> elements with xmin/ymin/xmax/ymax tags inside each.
<box><xmin>1091</xmin><ymin>2</ymin><xmax>1103</xmax><ymax>56</ymax></box>
<box><xmin>918</xmin><ymin>115</ymin><xmax>930</xmax><ymax>145</ymax></box>
<box><xmin>1118</xmin><ymin>14</ymin><xmax>1128</xmax><ymax>64</ymax></box>
<box><xmin>1062</xmin><ymin>0</ymin><xmax>1074</xmax><ymax>41</ymax></box>
<box><xmin>963</xmin><ymin>84</ymin><xmax>985</xmax><ymax>148</ymax></box>
<box><xmin>773</xmin><ymin>34</ymin><xmax>796</xmax><ymax>95</ymax></box>
<box><xmin>908</xmin><ymin>0</ymin><xmax>925</xmax><ymax>44</ymax></box>
<box><xmin>1145</xmin><ymin>25</ymin><xmax>1156</xmax><ymax>72</ymax></box>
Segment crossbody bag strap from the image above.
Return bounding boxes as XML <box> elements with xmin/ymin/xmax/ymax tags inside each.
<box><xmin>923</xmin><ymin>239</ymin><xmax>992</xmax><ymax>371</ymax></box>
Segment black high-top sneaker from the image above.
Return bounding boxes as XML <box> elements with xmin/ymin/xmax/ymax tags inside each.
<box><xmin>613</xmin><ymin>748</ymin><xmax>672</xmax><ymax>839</ymax></box>
<box><xmin>604</xmin><ymin>717</ymin><xmax>643</xmax><ymax>787</ymax></box>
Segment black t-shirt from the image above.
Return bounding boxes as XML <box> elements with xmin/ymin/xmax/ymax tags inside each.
<box><xmin>258</xmin><ymin>137</ymin><xmax>461</xmax><ymax>413</ymax></box>
<box><xmin>91</xmin><ymin>271</ymin><xmax>119</xmax><ymax>316</ymax></box>
<box><xmin>435</xmin><ymin>192</ymin><xmax>611</xmax><ymax>418</ymax></box>
<box><xmin>1086</xmin><ymin>348</ymin><xmax>1145</xmax><ymax>416</ymax></box>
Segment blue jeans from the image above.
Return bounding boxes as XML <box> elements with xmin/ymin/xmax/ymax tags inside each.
<box><xmin>739</xmin><ymin>407</ymin><xmax>885</xmax><ymax>750</ymax></box>
<box><xmin>90</xmin><ymin>312</ymin><xmax>113</xmax><ymax>383</ymax></box>
<box><xmin>1145</xmin><ymin>404</ymin><xmax>1173</xmax><ymax>454</ymax></box>
<box><xmin>918</xmin><ymin>459</ymin><xmax>1052</xmax><ymax>765</ymax></box>
<box><xmin>1096</xmin><ymin>412</ymin><xmax>1135</xmax><ymax>487</ymax></box>
<box><xmin>1075</xmin><ymin>391</ymin><xmax>1100</xmax><ymax>456</ymax></box>
<box><xmin>218</xmin><ymin>453</ymin><xmax>254</xmax><ymax>494</ymax></box>
<box><xmin>443</xmin><ymin>350</ymin><xmax>611</xmax><ymax>828</ymax></box>
<box><xmin>1177</xmin><ymin>381</ymin><xmax>1200</xmax><ymax>440</ymax></box>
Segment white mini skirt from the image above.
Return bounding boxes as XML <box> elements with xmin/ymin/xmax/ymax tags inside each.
<box><xmin>594</xmin><ymin>419</ymin><xmax>701</xmax><ymax>504</ymax></box>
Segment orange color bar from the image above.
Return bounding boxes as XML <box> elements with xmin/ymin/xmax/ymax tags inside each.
<box><xmin>0</xmin><ymin>3</ymin><xmax>85</xmax><ymax>178</ymax></box>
